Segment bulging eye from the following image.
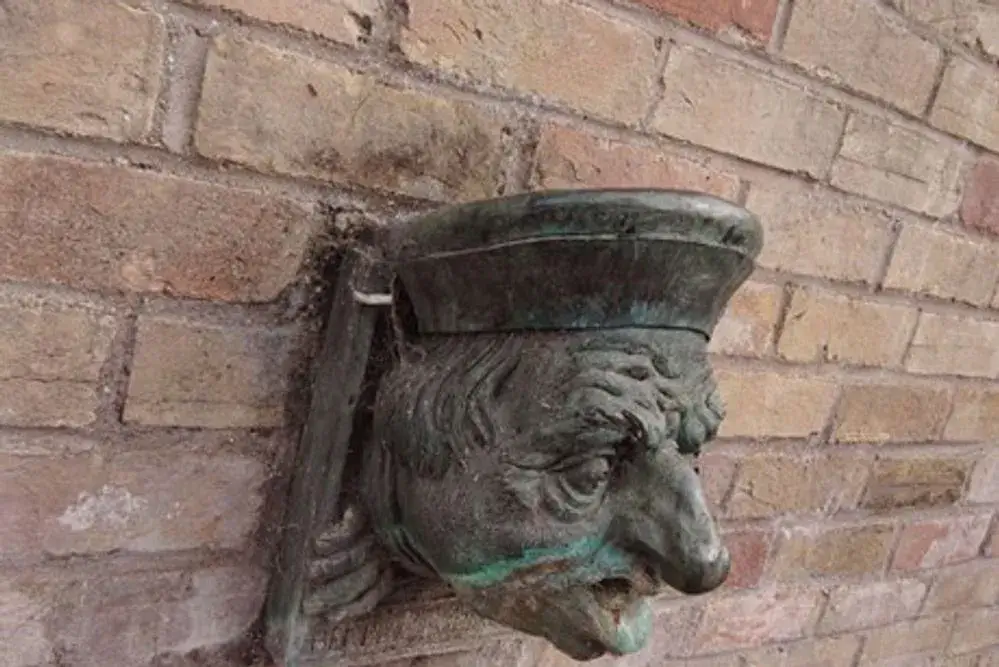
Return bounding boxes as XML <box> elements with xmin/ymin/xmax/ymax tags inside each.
<box><xmin>561</xmin><ymin>457</ymin><xmax>612</xmax><ymax>496</ymax></box>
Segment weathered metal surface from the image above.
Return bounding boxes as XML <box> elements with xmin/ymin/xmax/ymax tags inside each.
<box><xmin>266</xmin><ymin>189</ymin><xmax>763</xmax><ymax>664</ymax></box>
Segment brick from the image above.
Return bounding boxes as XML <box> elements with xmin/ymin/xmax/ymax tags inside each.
<box><xmin>745</xmin><ymin>178</ymin><xmax>894</xmax><ymax>283</ymax></box>
<box><xmin>0</xmin><ymin>579</ymin><xmax>52</xmax><ymax>666</ymax></box>
<box><xmin>197</xmin><ymin>37</ymin><xmax>510</xmax><ymax>201</ymax></box>
<box><xmin>889</xmin><ymin>0</ymin><xmax>999</xmax><ymax>59</ymax></box>
<box><xmin>400</xmin><ymin>0</ymin><xmax>660</xmax><ymax>125</ymax></box>
<box><xmin>193</xmin><ymin>0</ymin><xmax>385</xmax><ymax>46</ymax></box>
<box><xmin>652</xmin><ymin>46</ymin><xmax>845</xmax><ymax>177</ymax></box>
<box><xmin>0</xmin><ymin>447</ymin><xmax>267</xmax><ymax>557</ymax></box>
<box><xmin>771</xmin><ymin>522</ymin><xmax>894</xmax><ymax>579</ymax></box>
<box><xmin>709</xmin><ymin>282</ymin><xmax>783</xmax><ymax>358</ymax></box>
<box><xmin>0</xmin><ymin>292</ymin><xmax>116</xmax><ymax>428</ymax></box>
<box><xmin>941</xmin><ymin>655</ymin><xmax>988</xmax><ymax>667</ymax></box>
<box><xmin>726</xmin><ymin>452</ymin><xmax>868</xmax><ymax>519</ymax></box>
<box><xmin>946</xmin><ymin>388</ymin><xmax>999</xmax><ymax>442</ymax></box>
<box><xmin>830</xmin><ymin>114</ymin><xmax>968</xmax><ymax>218</ymax></box>
<box><xmin>906</xmin><ymin>313</ymin><xmax>999</xmax><ymax>379</ymax></box>
<box><xmin>931</xmin><ymin>58</ymin><xmax>999</xmax><ymax>152</ymax></box>
<box><xmin>777</xmin><ymin>287</ymin><xmax>917</xmax><ymax>368</ymax></box>
<box><xmin>721</xmin><ymin>528</ymin><xmax>772</xmax><ymax>589</ymax></box>
<box><xmin>950</xmin><ymin>608</ymin><xmax>999</xmax><ymax>656</ymax></box>
<box><xmin>417</xmin><ymin>642</ymin><xmax>540</xmax><ymax>667</ymax></box>
<box><xmin>692</xmin><ymin>587</ymin><xmax>822</xmax><ymax>653</ymax></box>
<box><xmin>783</xmin><ymin>0</ymin><xmax>941</xmax><ymax>114</ymax></box>
<box><xmin>969</xmin><ymin>452</ymin><xmax>999</xmax><ymax>505</ymax></box>
<box><xmin>860</xmin><ymin>616</ymin><xmax>954</xmax><ymax>664</ymax></box>
<box><xmin>124</xmin><ymin>316</ymin><xmax>297</xmax><ymax>428</ymax></box>
<box><xmin>532</xmin><ymin>124</ymin><xmax>741</xmax><ymax>199</ymax></box>
<box><xmin>170</xmin><ymin>566</ymin><xmax>269</xmax><ymax>654</ymax></box>
<box><xmin>50</xmin><ymin>566</ymin><xmax>266</xmax><ymax>667</ymax></box>
<box><xmin>715</xmin><ymin>370</ymin><xmax>838</xmax><ymax>438</ymax></box>
<box><xmin>884</xmin><ymin>225</ymin><xmax>999</xmax><ymax>307</ymax></box>
<box><xmin>0</xmin><ymin>0</ymin><xmax>164</xmax><ymax>141</ymax></box>
<box><xmin>0</xmin><ymin>154</ymin><xmax>315</xmax><ymax>302</ymax></box>
<box><xmin>892</xmin><ymin>514</ymin><xmax>993</xmax><ymax>572</ymax></box>
<box><xmin>741</xmin><ymin>636</ymin><xmax>862</xmax><ymax>667</ymax></box>
<box><xmin>862</xmin><ymin>453</ymin><xmax>974</xmax><ymax>511</ymax></box>
<box><xmin>925</xmin><ymin>561</ymin><xmax>999</xmax><ymax>611</ymax></box>
<box><xmin>986</xmin><ymin>519</ymin><xmax>999</xmax><ymax>558</ymax></box>
<box><xmin>834</xmin><ymin>383</ymin><xmax>951</xmax><ymax>443</ymax></box>
<box><xmin>698</xmin><ymin>452</ymin><xmax>738</xmax><ymax>511</ymax></box>
<box><xmin>962</xmin><ymin>156</ymin><xmax>999</xmax><ymax>236</ymax></box>
<box><xmin>631</xmin><ymin>0</ymin><xmax>779</xmax><ymax>40</ymax></box>
<box><xmin>818</xmin><ymin>579</ymin><xmax>926</xmax><ymax>634</ymax></box>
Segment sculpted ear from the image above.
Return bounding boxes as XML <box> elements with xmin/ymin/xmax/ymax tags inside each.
<box><xmin>677</xmin><ymin>384</ymin><xmax>725</xmax><ymax>455</ymax></box>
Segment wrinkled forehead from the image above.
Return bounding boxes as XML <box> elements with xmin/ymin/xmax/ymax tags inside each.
<box><xmin>500</xmin><ymin>329</ymin><xmax>711</xmax><ymax>461</ymax></box>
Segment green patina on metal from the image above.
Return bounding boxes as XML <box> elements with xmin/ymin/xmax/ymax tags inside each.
<box><xmin>445</xmin><ymin>537</ymin><xmax>632</xmax><ymax>589</ymax></box>
<box><xmin>274</xmin><ymin>189</ymin><xmax>765</xmax><ymax>665</ymax></box>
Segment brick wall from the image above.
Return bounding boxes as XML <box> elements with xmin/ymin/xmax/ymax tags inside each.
<box><xmin>1</xmin><ymin>0</ymin><xmax>997</xmax><ymax>666</ymax></box>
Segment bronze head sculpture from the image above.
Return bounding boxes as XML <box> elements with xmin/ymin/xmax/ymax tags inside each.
<box><xmin>265</xmin><ymin>189</ymin><xmax>763</xmax><ymax>665</ymax></box>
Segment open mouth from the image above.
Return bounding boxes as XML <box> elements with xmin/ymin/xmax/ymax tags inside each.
<box><xmin>455</xmin><ymin>566</ymin><xmax>661</xmax><ymax>662</ymax></box>
<box><xmin>562</xmin><ymin>571</ymin><xmax>659</xmax><ymax>660</ymax></box>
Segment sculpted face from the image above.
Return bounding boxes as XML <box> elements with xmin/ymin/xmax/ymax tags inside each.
<box><xmin>364</xmin><ymin>328</ymin><xmax>729</xmax><ymax>661</ymax></box>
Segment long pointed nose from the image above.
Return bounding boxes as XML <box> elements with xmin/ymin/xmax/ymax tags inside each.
<box><xmin>612</xmin><ymin>448</ymin><xmax>730</xmax><ymax>595</ymax></box>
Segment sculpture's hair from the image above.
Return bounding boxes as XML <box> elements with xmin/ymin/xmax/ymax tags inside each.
<box><xmin>369</xmin><ymin>329</ymin><xmax>724</xmax><ymax>481</ymax></box>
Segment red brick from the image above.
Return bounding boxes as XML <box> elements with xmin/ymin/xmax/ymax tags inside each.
<box><xmin>884</xmin><ymin>225</ymin><xmax>999</xmax><ymax>307</ymax></box>
<box><xmin>0</xmin><ymin>578</ymin><xmax>52</xmax><ymax>666</ymax></box>
<box><xmin>771</xmin><ymin>522</ymin><xmax>894</xmax><ymax>579</ymax></box>
<box><xmin>834</xmin><ymin>382</ymin><xmax>951</xmax><ymax>444</ymax></box>
<box><xmin>0</xmin><ymin>0</ymin><xmax>165</xmax><ymax>142</ymax></box>
<box><xmin>399</xmin><ymin>0</ymin><xmax>661</xmax><ymax>125</ymax></box>
<box><xmin>653</xmin><ymin>47</ymin><xmax>845</xmax><ymax>177</ymax></box>
<box><xmin>721</xmin><ymin>528</ymin><xmax>772</xmax><ymax>589</ymax></box>
<box><xmin>859</xmin><ymin>616</ymin><xmax>954</xmax><ymax>664</ymax></box>
<box><xmin>741</xmin><ymin>636</ymin><xmax>862</xmax><ymax>667</ymax></box>
<box><xmin>715</xmin><ymin>370</ymin><xmax>838</xmax><ymax>439</ymax></box>
<box><xmin>710</xmin><ymin>282</ymin><xmax>784</xmax><ymax>358</ymax></box>
<box><xmin>697</xmin><ymin>451</ymin><xmax>738</xmax><ymax>511</ymax></box>
<box><xmin>416</xmin><ymin>642</ymin><xmax>540</xmax><ymax>667</ymax></box>
<box><xmin>776</xmin><ymin>286</ymin><xmax>918</xmax><ymax>368</ymax></box>
<box><xmin>783</xmin><ymin>0</ymin><xmax>942</xmax><ymax>114</ymax></box>
<box><xmin>193</xmin><ymin>0</ymin><xmax>385</xmax><ymax>46</ymax></box>
<box><xmin>630</xmin><ymin>0</ymin><xmax>779</xmax><ymax>41</ymax></box>
<box><xmin>817</xmin><ymin>579</ymin><xmax>926</xmax><ymax>634</ymax></box>
<box><xmin>745</xmin><ymin>177</ymin><xmax>894</xmax><ymax>284</ymax></box>
<box><xmin>987</xmin><ymin>519</ymin><xmax>999</xmax><ymax>558</ymax></box>
<box><xmin>726</xmin><ymin>452</ymin><xmax>868</xmax><ymax>519</ymax></box>
<box><xmin>950</xmin><ymin>608</ymin><xmax>999</xmax><ymax>656</ymax></box>
<box><xmin>931</xmin><ymin>57</ymin><xmax>999</xmax><ymax>153</ymax></box>
<box><xmin>124</xmin><ymin>315</ymin><xmax>298</xmax><ymax>428</ymax></box>
<box><xmin>906</xmin><ymin>313</ymin><xmax>999</xmax><ymax>379</ymax></box>
<box><xmin>0</xmin><ymin>290</ymin><xmax>116</xmax><ymax>428</ymax></box>
<box><xmin>692</xmin><ymin>586</ymin><xmax>823</xmax><ymax>653</ymax></box>
<box><xmin>0</xmin><ymin>154</ymin><xmax>315</xmax><ymax>302</ymax></box>
<box><xmin>861</xmin><ymin>452</ymin><xmax>974</xmax><ymax>511</ymax></box>
<box><xmin>946</xmin><ymin>387</ymin><xmax>999</xmax><ymax>442</ymax></box>
<box><xmin>197</xmin><ymin>36</ymin><xmax>511</xmax><ymax>201</ymax></box>
<box><xmin>49</xmin><ymin>566</ymin><xmax>266</xmax><ymax>667</ymax></box>
<box><xmin>892</xmin><ymin>514</ymin><xmax>993</xmax><ymax>572</ymax></box>
<box><xmin>969</xmin><ymin>452</ymin><xmax>999</xmax><ymax>505</ymax></box>
<box><xmin>532</xmin><ymin>124</ymin><xmax>741</xmax><ymax>199</ymax></box>
<box><xmin>924</xmin><ymin>561</ymin><xmax>999</xmax><ymax>611</ymax></box>
<box><xmin>0</xmin><ymin>446</ymin><xmax>267</xmax><ymax>557</ymax></box>
<box><xmin>962</xmin><ymin>156</ymin><xmax>999</xmax><ymax>236</ymax></box>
